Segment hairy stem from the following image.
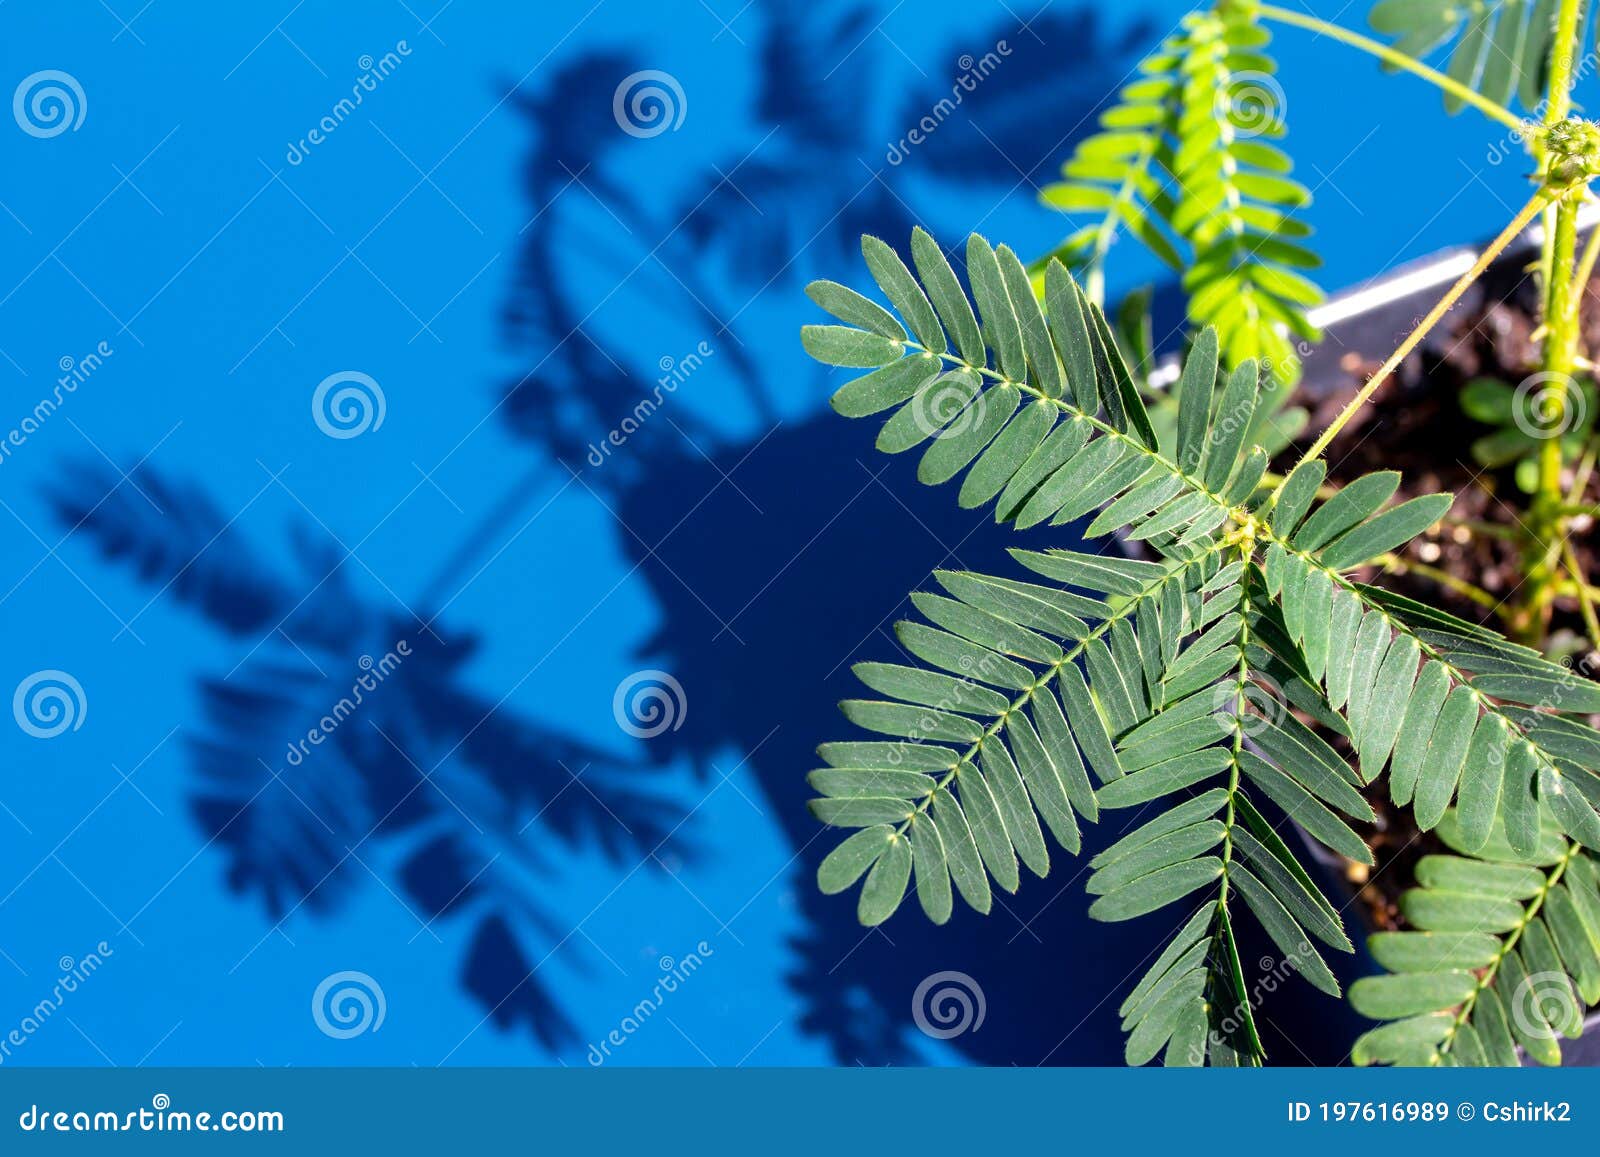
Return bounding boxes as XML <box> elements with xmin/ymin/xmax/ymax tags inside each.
<box><xmin>1563</xmin><ymin>538</ymin><xmax>1600</xmax><ymax>651</ymax></box>
<box><xmin>1278</xmin><ymin>191</ymin><xmax>1550</xmax><ymax>486</ymax></box>
<box><xmin>1436</xmin><ymin>843</ymin><xmax>1580</xmax><ymax>1060</ymax></box>
<box><xmin>1442</xmin><ymin>513</ymin><xmax>1521</xmax><ymax>541</ymax></box>
<box><xmin>1519</xmin><ymin>0</ymin><xmax>1590</xmax><ymax>641</ymax></box>
<box><xmin>1547</xmin><ymin>0</ymin><xmax>1586</xmax><ymax>123</ymax></box>
<box><xmin>1571</xmin><ymin>218</ymin><xmax>1600</xmax><ymax>320</ymax></box>
<box><xmin>1538</xmin><ymin>201</ymin><xmax>1579</xmax><ymax>500</ymax></box>
<box><xmin>1254</xmin><ymin>4</ymin><xmax>1524</xmax><ymax>131</ymax></box>
<box><xmin>1376</xmin><ymin>552</ymin><xmax>1507</xmax><ymax>616</ymax></box>
<box><xmin>1522</xmin><ymin>196</ymin><xmax>1582</xmax><ymax>641</ymax></box>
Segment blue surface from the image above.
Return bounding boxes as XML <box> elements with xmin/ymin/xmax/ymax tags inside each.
<box><xmin>0</xmin><ymin>0</ymin><xmax>1544</xmax><ymax>1067</ymax></box>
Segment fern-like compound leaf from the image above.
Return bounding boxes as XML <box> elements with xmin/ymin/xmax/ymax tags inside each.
<box><xmin>803</xmin><ymin>231</ymin><xmax>1254</xmax><ymax>555</ymax></box>
<box><xmin>1258</xmin><ymin>504</ymin><xmax>1600</xmax><ymax>855</ymax></box>
<box><xmin>811</xmin><ymin>549</ymin><xmax>1219</xmax><ymax>925</ymax></box>
<box><xmin>1352</xmin><ymin>811</ymin><xmax>1600</xmax><ymax>1066</ymax></box>
<box><xmin>1039</xmin><ymin>7</ymin><xmax>1323</xmax><ymax>390</ymax></box>
<box><xmin>802</xmin><ymin>226</ymin><xmax>1600</xmax><ymax>1065</ymax></box>
<box><xmin>1090</xmin><ymin>564</ymin><xmax>1366</xmax><ymax>1065</ymax></box>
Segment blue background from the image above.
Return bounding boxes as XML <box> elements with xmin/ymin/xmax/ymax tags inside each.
<box><xmin>0</xmin><ymin>0</ymin><xmax>1542</xmax><ymax>1067</ymax></box>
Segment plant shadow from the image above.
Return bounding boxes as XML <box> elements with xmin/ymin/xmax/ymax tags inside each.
<box><xmin>495</xmin><ymin>0</ymin><xmax>1371</xmax><ymax>1064</ymax></box>
<box><xmin>46</xmin><ymin>463</ymin><xmax>685</xmax><ymax>1054</ymax></box>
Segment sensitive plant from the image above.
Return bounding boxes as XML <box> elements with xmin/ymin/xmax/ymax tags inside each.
<box><xmin>801</xmin><ymin>0</ymin><xmax>1600</xmax><ymax>1066</ymax></box>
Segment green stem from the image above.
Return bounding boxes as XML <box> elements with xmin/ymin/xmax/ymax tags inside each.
<box><xmin>1570</xmin><ymin>217</ymin><xmax>1600</xmax><ymax>321</ymax></box>
<box><xmin>1276</xmin><ymin>192</ymin><xmax>1549</xmax><ymax>490</ymax></box>
<box><xmin>1210</xmin><ymin>547</ymin><xmax>1266</xmax><ymax>1064</ymax></box>
<box><xmin>1376</xmin><ymin>552</ymin><xmax>1507</xmax><ymax>616</ymax></box>
<box><xmin>1086</xmin><ymin>144</ymin><xmax>1159</xmax><ymax>305</ymax></box>
<box><xmin>1442</xmin><ymin>514</ymin><xmax>1521</xmax><ymax>541</ymax></box>
<box><xmin>891</xmin><ymin>547</ymin><xmax>1227</xmax><ymax>837</ymax></box>
<box><xmin>1568</xmin><ymin>439</ymin><xmax>1598</xmax><ymax>503</ymax></box>
<box><xmin>1539</xmin><ymin>203</ymin><xmax>1580</xmax><ymax>505</ymax></box>
<box><xmin>1436</xmin><ymin>843</ymin><xmax>1580</xmax><ymax>1060</ymax></box>
<box><xmin>1520</xmin><ymin>0</ymin><xmax>1588</xmax><ymax>641</ymax></box>
<box><xmin>1254</xmin><ymin>4</ymin><xmax>1524</xmax><ymax>131</ymax></box>
<box><xmin>1547</xmin><ymin>0</ymin><xmax>1585</xmax><ymax>123</ymax></box>
<box><xmin>1562</xmin><ymin>538</ymin><xmax>1600</xmax><ymax>651</ymax></box>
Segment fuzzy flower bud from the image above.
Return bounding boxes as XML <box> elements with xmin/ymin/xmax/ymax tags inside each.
<box><xmin>1544</xmin><ymin>117</ymin><xmax>1600</xmax><ymax>187</ymax></box>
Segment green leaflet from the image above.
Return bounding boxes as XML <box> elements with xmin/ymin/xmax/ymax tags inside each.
<box><xmin>806</xmin><ymin>768</ymin><xmax>937</xmax><ymax>799</ymax></box>
<box><xmin>1414</xmin><ymin>855</ymin><xmax>1545</xmax><ymax>898</ymax></box>
<box><xmin>910</xmin><ymin>226</ymin><xmax>985</xmax><ymax>364</ymax></box>
<box><xmin>862</xmin><ymin>235</ymin><xmax>944</xmax><ymax>354</ymax></box>
<box><xmin>805</xmin><ymin>279</ymin><xmax>906</xmax><ymax>340</ymax></box>
<box><xmin>1230</xmin><ymin>863</ymin><xmax>1341</xmax><ymax>997</ymax></box>
<box><xmin>801</xmin><ymin>324</ymin><xmax>903</xmax><ymax>368</ymax></box>
<box><xmin>1368</xmin><ymin>931</ymin><xmax>1501</xmax><ymax>973</ymax></box>
<box><xmin>1175</xmin><ymin>326</ymin><xmax>1220</xmax><ymax>473</ymax></box>
<box><xmin>1351</xmin><ymin>1013</ymin><xmax>1455</xmax><ymax>1067</ymax></box>
<box><xmin>1349</xmin><ymin>971</ymin><xmax>1479</xmax><ymax>1020</ymax></box>
<box><xmin>1319</xmin><ymin>493</ymin><xmax>1453</xmax><ymax>570</ymax></box>
<box><xmin>909</xmin><ymin>813</ymin><xmax>953</xmax><ymax>925</ymax></box>
<box><xmin>1269</xmin><ymin>460</ymin><xmax>1325</xmax><ymax>537</ymax></box>
<box><xmin>1089</xmin><ymin>857</ymin><xmax>1223</xmax><ymax>921</ymax></box>
<box><xmin>827</xmin><ymin>354</ymin><xmax>942</xmax><ymax>418</ymax></box>
<box><xmin>1086</xmin><ymin>821</ymin><xmax>1226</xmax><ymax>895</ymax></box>
<box><xmin>1291</xmin><ymin>471</ymin><xmax>1399</xmax><ymax>552</ymax></box>
<box><xmin>858</xmin><ymin>834</ymin><xmax>912</xmax><ymax>926</ymax></box>
<box><xmin>817</xmin><ymin>826</ymin><xmax>896</xmax><ymax>895</ymax></box>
